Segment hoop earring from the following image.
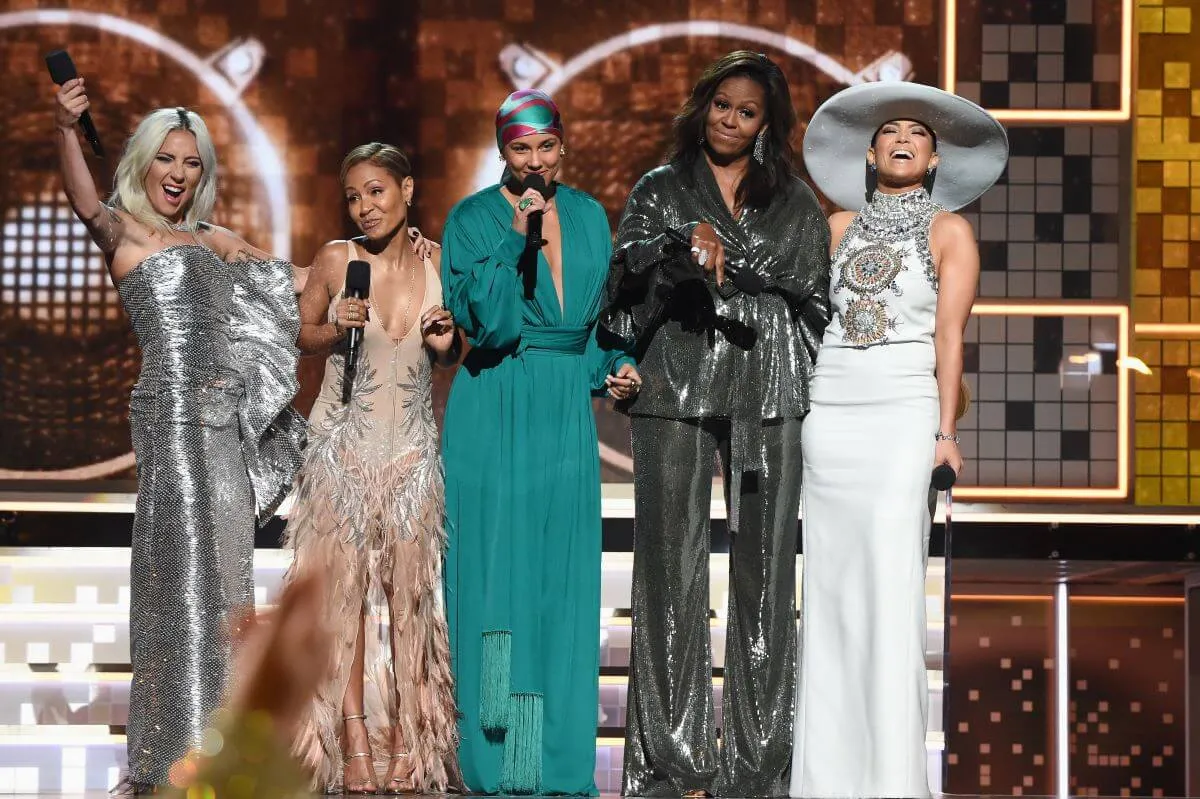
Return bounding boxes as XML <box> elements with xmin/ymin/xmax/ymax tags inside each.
<box><xmin>560</xmin><ymin>146</ymin><xmax>567</xmax><ymax>156</ymax></box>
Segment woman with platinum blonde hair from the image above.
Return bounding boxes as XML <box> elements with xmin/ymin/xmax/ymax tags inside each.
<box><xmin>53</xmin><ymin>78</ymin><xmax>307</xmax><ymax>794</ymax></box>
<box><xmin>109</xmin><ymin>107</ymin><xmax>220</xmax><ymax>233</ymax></box>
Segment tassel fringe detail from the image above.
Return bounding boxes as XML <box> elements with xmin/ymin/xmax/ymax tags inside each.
<box><xmin>498</xmin><ymin>692</ymin><xmax>543</xmax><ymax>795</ymax></box>
<box><xmin>480</xmin><ymin>630</ymin><xmax>513</xmax><ymax>732</ymax></box>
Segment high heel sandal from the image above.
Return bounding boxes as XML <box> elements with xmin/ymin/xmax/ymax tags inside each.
<box><xmin>381</xmin><ymin>751</ymin><xmax>416</xmax><ymax>795</ymax></box>
<box><xmin>341</xmin><ymin>714</ymin><xmax>378</xmax><ymax>795</ymax></box>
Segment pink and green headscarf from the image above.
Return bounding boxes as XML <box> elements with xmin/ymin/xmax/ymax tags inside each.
<box><xmin>495</xmin><ymin>89</ymin><xmax>564</xmax><ymax>150</ymax></box>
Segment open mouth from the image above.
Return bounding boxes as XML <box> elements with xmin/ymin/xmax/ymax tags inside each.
<box><xmin>890</xmin><ymin>149</ymin><xmax>915</xmax><ymax>161</ymax></box>
<box><xmin>162</xmin><ymin>185</ymin><xmax>185</xmax><ymax>204</ymax></box>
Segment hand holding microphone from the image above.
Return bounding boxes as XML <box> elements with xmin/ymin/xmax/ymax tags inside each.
<box><xmin>340</xmin><ymin>260</ymin><xmax>371</xmax><ymax>404</ymax></box>
<box><xmin>931</xmin><ymin>463</ymin><xmax>957</xmax><ymax>492</ymax></box>
<box><xmin>45</xmin><ymin>50</ymin><xmax>104</xmax><ymax>157</ymax></box>
<box><xmin>512</xmin><ymin>174</ymin><xmax>550</xmax><ymax>300</ymax></box>
<box><xmin>665</xmin><ymin>228</ymin><xmax>764</xmax><ymax>295</ymax></box>
<box><xmin>511</xmin><ymin>178</ymin><xmax>548</xmax><ymax>238</ymax></box>
<box><xmin>690</xmin><ymin>222</ymin><xmax>726</xmax><ymax>286</ymax></box>
<box><xmin>334</xmin><ymin>296</ymin><xmax>370</xmax><ymax>332</ymax></box>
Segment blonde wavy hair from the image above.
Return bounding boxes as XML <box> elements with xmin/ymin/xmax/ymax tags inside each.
<box><xmin>109</xmin><ymin>107</ymin><xmax>217</xmax><ymax>233</ymax></box>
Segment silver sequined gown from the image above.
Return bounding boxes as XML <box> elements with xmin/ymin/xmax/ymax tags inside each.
<box><xmin>790</xmin><ymin>188</ymin><xmax>943</xmax><ymax>798</ymax></box>
<box><xmin>602</xmin><ymin>159</ymin><xmax>830</xmax><ymax>798</ymax></box>
<box><xmin>116</xmin><ymin>243</ymin><xmax>306</xmax><ymax>786</ymax></box>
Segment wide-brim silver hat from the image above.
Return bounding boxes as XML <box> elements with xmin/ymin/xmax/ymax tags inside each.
<box><xmin>803</xmin><ymin>81</ymin><xmax>1009</xmax><ymax>212</ymax></box>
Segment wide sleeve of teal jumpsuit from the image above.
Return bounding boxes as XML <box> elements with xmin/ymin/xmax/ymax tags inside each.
<box><xmin>441</xmin><ymin>183</ymin><xmax>632</xmax><ymax>796</ymax></box>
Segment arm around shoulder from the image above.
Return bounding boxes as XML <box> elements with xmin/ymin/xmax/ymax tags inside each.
<box><xmin>200</xmin><ymin>223</ymin><xmax>275</xmax><ymax>263</ymax></box>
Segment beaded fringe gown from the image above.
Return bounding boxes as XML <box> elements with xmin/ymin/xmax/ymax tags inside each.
<box><xmin>284</xmin><ymin>245</ymin><xmax>462</xmax><ymax>793</ymax></box>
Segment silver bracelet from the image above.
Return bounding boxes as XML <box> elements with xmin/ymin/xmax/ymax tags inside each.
<box><xmin>935</xmin><ymin>431</ymin><xmax>959</xmax><ymax>444</ymax></box>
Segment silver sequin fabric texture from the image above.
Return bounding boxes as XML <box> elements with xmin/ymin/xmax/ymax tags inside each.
<box><xmin>603</xmin><ymin>160</ymin><xmax>831</xmax><ymax>798</ymax></box>
<box><xmin>603</xmin><ymin>158</ymin><xmax>831</xmax><ymax>423</ymax></box>
<box><xmin>116</xmin><ymin>243</ymin><xmax>306</xmax><ymax>785</ymax></box>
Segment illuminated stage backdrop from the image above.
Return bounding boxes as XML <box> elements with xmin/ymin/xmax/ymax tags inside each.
<box><xmin>0</xmin><ymin>0</ymin><xmax>1140</xmax><ymax>502</ymax></box>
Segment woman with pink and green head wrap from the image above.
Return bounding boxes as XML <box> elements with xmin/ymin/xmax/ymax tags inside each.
<box><xmin>441</xmin><ymin>89</ymin><xmax>639</xmax><ymax>796</ymax></box>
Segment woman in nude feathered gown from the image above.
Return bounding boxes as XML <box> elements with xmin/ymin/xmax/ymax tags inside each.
<box><xmin>282</xmin><ymin>143</ymin><xmax>462</xmax><ymax>795</ymax></box>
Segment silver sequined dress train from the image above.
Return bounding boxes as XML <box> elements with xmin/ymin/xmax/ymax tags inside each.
<box><xmin>115</xmin><ymin>242</ymin><xmax>306</xmax><ymax>786</ymax></box>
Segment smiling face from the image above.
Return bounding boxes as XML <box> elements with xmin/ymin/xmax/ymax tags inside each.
<box><xmin>869</xmin><ymin>119</ymin><xmax>939</xmax><ymax>190</ymax></box>
<box><xmin>142</xmin><ymin>129</ymin><xmax>203</xmax><ymax>223</ymax></box>
<box><xmin>343</xmin><ymin>161</ymin><xmax>413</xmax><ymax>241</ymax></box>
<box><xmin>501</xmin><ymin>132</ymin><xmax>563</xmax><ymax>186</ymax></box>
<box><xmin>703</xmin><ymin>75</ymin><xmax>767</xmax><ymax>161</ymax></box>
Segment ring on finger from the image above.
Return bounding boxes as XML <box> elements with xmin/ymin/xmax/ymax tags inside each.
<box><xmin>518</xmin><ymin>197</ymin><xmax>534</xmax><ymax>211</ymax></box>
<box><xmin>698</xmin><ymin>249</ymin><xmax>710</xmax><ymax>267</ymax></box>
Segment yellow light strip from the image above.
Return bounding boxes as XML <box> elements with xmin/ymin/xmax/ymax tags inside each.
<box><xmin>941</xmin><ymin>0</ymin><xmax>1133</xmax><ymax>123</ymax></box>
<box><xmin>1135</xmin><ymin>323</ymin><xmax>1200</xmax><ymax>338</ymax></box>
<box><xmin>941</xmin><ymin>0</ymin><xmax>957</xmax><ymax>91</ymax></box>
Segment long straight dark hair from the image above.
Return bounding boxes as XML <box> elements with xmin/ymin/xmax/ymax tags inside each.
<box><xmin>667</xmin><ymin>51</ymin><xmax>797</xmax><ymax>211</ymax></box>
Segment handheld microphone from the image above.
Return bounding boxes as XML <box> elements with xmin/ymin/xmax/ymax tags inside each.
<box><xmin>725</xmin><ymin>261</ymin><xmax>766</xmax><ymax>296</ymax></box>
<box><xmin>523</xmin><ymin>173</ymin><xmax>547</xmax><ymax>247</ymax></box>
<box><xmin>931</xmin><ymin>463</ymin><xmax>957</xmax><ymax>492</ymax></box>
<box><xmin>45</xmin><ymin>50</ymin><xmax>105</xmax><ymax>158</ymax></box>
<box><xmin>519</xmin><ymin>173</ymin><xmax>548</xmax><ymax>299</ymax></box>
<box><xmin>341</xmin><ymin>259</ymin><xmax>371</xmax><ymax>404</ymax></box>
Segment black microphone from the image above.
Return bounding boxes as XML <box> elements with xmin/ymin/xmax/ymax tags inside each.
<box><xmin>45</xmin><ymin>50</ymin><xmax>105</xmax><ymax>158</ymax></box>
<box><xmin>932</xmin><ymin>464</ymin><xmax>957</xmax><ymax>491</ymax></box>
<box><xmin>523</xmin><ymin>173</ymin><xmax>547</xmax><ymax>248</ymax></box>
<box><xmin>725</xmin><ymin>261</ymin><xmax>766</xmax><ymax>296</ymax></box>
<box><xmin>341</xmin><ymin>259</ymin><xmax>371</xmax><ymax>404</ymax></box>
<box><xmin>518</xmin><ymin>173</ymin><xmax>548</xmax><ymax>300</ymax></box>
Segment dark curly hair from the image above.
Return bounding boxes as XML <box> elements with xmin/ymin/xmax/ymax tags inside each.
<box><xmin>667</xmin><ymin>50</ymin><xmax>797</xmax><ymax>211</ymax></box>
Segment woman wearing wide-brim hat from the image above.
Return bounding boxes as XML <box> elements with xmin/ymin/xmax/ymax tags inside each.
<box><xmin>788</xmin><ymin>81</ymin><xmax>1007</xmax><ymax>798</ymax></box>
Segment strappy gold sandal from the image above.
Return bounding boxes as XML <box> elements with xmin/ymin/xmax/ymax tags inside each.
<box><xmin>341</xmin><ymin>714</ymin><xmax>378</xmax><ymax>794</ymax></box>
<box><xmin>381</xmin><ymin>751</ymin><xmax>416</xmax><ymax>795</ymax></box>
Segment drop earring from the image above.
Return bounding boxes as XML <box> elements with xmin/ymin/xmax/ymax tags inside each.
<box><xmin>753</xmin><ymin>129</ymin><xmax>767</xmax><ymax>164</ymax></box>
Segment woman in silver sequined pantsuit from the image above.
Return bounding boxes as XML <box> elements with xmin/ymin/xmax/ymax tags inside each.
<box><xmin>53</xmin><ymin>81</ymin><xmax>307</xmax><ymax>795</ymax></box>
<box><xmin>600</xmin><ymin>52</ymin><xmax>830</xmax><ymax>798</ymax></box>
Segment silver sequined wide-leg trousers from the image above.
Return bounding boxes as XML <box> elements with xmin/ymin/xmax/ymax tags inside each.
<box><xmin>622</xmin><ymin>416</ymin><xmax>803</xmax><ymax>798</ymax></box>
<box><xmin>126</xmin><ymin>403</ymin><xmax>255</xmax><ymax>785</ymax></box>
